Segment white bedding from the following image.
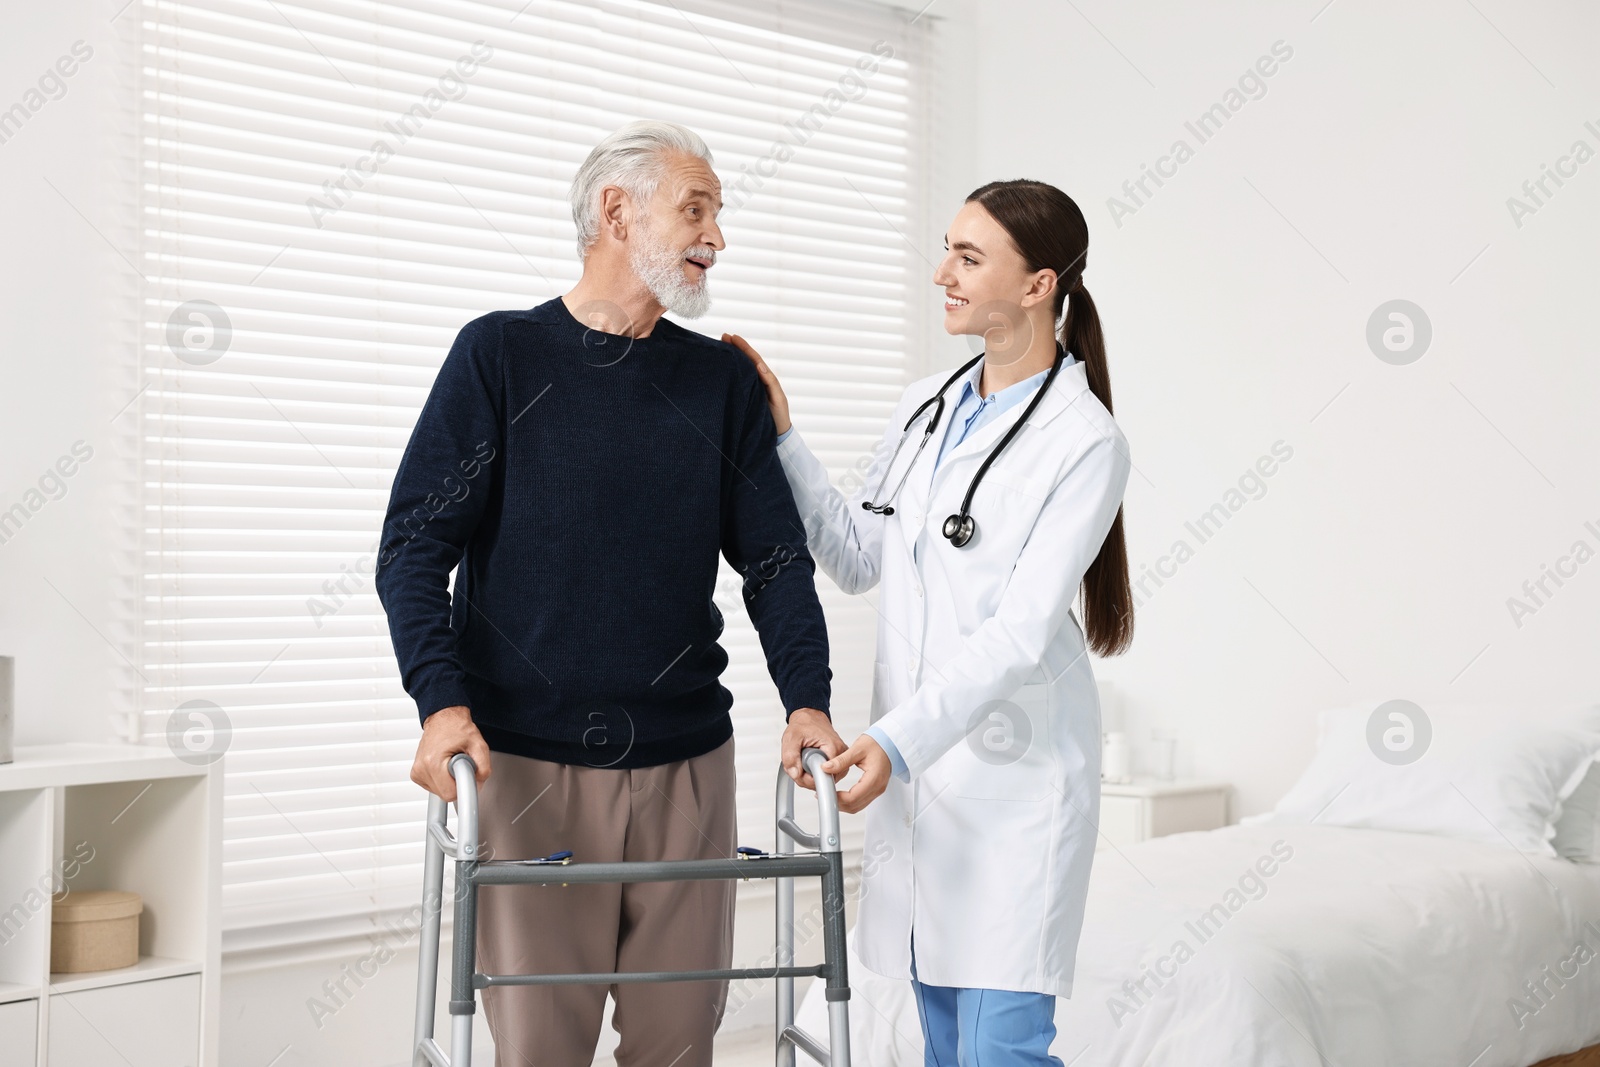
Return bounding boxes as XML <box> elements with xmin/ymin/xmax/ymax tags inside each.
<box><xmin>796</xmin><ymin>824</ymin><xmax>1600</xmax><ymax>1066</ymax></box>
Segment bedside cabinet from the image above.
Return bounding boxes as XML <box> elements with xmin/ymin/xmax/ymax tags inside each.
<box><xmin>1097</xmin><ymin>779</ymin><xmax>1230</xmax><ymax>850</ymax></box>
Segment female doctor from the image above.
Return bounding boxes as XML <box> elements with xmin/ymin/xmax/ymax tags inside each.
<box><xmin>727</xmin><ymin>180</ymin><xmax>1133</xmax><ymax>1067</ymax></box>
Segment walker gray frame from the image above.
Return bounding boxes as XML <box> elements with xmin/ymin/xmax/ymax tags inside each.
<box><xmin>412</xmin><ymin>747</ymin><xmax>852</xmax><ymax>1066</ymax></box>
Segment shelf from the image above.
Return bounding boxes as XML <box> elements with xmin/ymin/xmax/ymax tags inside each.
<box><xmin>0</xmin><ymin>980</ymin><xmax>38</xmax><ymax>1005</ymax></box>
<box><xmin>49</xmin><ymin>953</ymin><xmax>201</xmax><ymax>995</ymax></box>
<box><xmin>1100</xmin><ymin>777</ymin><xmax>1232</xmax><ymax>798</ymax></box>
<box><xmin>0</xmin><ymin>743</ymin><xmax>208</xmax><ymax>793</ymax></box>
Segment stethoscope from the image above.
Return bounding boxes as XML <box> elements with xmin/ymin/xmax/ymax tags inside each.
<box><xmin>862</xmin><ymin>344</ymin><xmax>1068</xmax><ymax>548</ymax></box>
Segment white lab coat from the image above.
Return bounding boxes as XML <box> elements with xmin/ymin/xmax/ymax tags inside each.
<box><xmin>774</xmin><ymin>357</ymin><xmax>1130</xmax><ymax>997</ymax></box>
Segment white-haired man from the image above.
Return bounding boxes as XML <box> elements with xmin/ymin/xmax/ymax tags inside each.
<box><xmin>376</xmin><ymin>121</ymin><xmax>845</xmax><ymax>1065</ymax></box>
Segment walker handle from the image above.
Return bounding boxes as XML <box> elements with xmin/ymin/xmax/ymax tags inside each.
<box><xmin>445</xmin><ymin>753</ymin><xmax>479</xmax><ymax>861</ymax></box>
<box><xmin>776</xmin><ymin>746</ymin><xmax>843</xmax><ymax>855</ymax></box>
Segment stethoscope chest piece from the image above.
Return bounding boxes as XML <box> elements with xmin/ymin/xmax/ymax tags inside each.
<box><xmin>942</xmin><ymin>513</ymin><xmax>975</xmax><ymax>547</ymax></box>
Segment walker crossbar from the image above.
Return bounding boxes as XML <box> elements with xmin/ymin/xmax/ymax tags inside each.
<box><xmin>413</xmin><ymin>747</ymin><xmax>852</xmax><ymax>1067</ymax></box>
<box><xmin>478</xmin><ymin>964</ymin><xmax>827</xmax><ymax>987</ymax></box>
<box><xmin>471</xmin><ymin>853</ymin><xmax>832</xmax><ymax>885</ymax></box>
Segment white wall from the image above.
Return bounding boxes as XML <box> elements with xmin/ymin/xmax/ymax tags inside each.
<box><xmin>953</xmin><ymin>0</ymin><xmax>1600</xmax><ymax>816</ymax></box>
<box><xmin>0</xmin><ymin>3</ymin><xmax>131</xmax><ymax>749</ymax></box>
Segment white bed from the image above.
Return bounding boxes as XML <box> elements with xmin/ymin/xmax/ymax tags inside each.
<box><xmin>797</xmin><ymin>822</ymin><xmax>1600</xmax><ymax>1066</ymax></box>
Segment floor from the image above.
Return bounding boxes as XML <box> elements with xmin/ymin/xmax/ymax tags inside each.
<box><xmin>706</xmin><ymin>1025</ymin><xmax>773</xmax><ymax>1066</ymax></box>
<box><xmin>574</xmin><ymin>965</ymin><xmax>828</xmax><ymax>1066</ymax></box>
<box><xmin>589</xmin><ymin>1022</ymin><xmax>774</xmax><ymax>1066</ymax></box>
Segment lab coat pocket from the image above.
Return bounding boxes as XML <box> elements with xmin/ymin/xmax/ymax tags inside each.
<box><xmin>948</xmin><ymin>681</ymin><xmax>1055</xmax><ymax>801</ymax></box>
<box><xmin>870</xmin><ymin>659</ymin><xmax>892</xmax><ymax>723</ymax></box>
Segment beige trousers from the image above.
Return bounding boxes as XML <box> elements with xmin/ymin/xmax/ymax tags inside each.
<box><xmin>473</xmin><ymin>736</ymin><xmax>737</xmax><ymax>1067</ymax></box>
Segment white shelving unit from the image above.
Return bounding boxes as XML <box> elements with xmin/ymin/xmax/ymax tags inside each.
<box><xmin>0</xmin><ymin>744</ymin><xmax>221</xmax><ymax>1067</ymax></box>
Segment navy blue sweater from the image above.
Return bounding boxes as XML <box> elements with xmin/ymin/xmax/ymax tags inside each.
<box><xmin>375</xmin><ymin>297</ymin><xmax>832</xmax><ymax>768</ymax></box>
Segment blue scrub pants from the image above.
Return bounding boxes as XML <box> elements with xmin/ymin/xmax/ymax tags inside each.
<box><xmin>909</xmin><ymin>933</ymin><xmax>1065</xmax><ymax>1067</ymax></box>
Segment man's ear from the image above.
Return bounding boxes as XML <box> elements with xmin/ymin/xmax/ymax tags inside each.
<box><xmin>598</xmin><ymin>184</ymin><xmax>631</xmax><ymax>242</ymax></box>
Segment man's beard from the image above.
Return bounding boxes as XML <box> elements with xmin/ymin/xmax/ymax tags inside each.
<box><xmin>629</xmin><ymin>217</ymin><xmax>715</xmax><ymax>319</ymax></box>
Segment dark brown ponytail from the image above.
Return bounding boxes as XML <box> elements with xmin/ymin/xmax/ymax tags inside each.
<box><xmin>966</xmin><ymin>180</ymin><xmax>1134</xmax><ymax>656</ymax></box>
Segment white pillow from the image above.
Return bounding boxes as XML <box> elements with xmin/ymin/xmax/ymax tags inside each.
<box><xmin>1553</xmin><ymin>758</ymin><xmax>1600</xmax><ymax>863</ymax></box>
<box><xmin>1244</xmin><ymin>701</ymin><xmax>1600</xmax><ymax>858</ymax></box>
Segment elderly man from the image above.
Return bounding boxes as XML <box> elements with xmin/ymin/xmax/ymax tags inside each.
<box><xmin>375</xmin><ymin>120</ymin><xmax>844</xmax><ymax>1066</ymax></box>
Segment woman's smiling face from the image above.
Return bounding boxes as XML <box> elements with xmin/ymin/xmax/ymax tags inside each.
<box><xmin>933</xmin><ymin>199</ymin><xmax>1044</xmax><ymax>342</ymax></box>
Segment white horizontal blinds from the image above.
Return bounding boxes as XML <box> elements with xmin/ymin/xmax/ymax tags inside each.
<box><xmin>135</xmin><ymin>0</ymin><xmax>923</xmax><ymax>939</ymax></box>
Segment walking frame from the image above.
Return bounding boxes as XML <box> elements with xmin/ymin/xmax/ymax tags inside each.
<box><xmin>413</xmin><ymin>747</ymin><xmax>852</xmax><ymax>1066</ymax></box>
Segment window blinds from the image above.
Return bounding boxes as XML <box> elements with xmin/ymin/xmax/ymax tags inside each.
<box><xmin>133</xmin><ymin>0</ymin><xmax>926</xmax><ymax>944</ymax></box>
